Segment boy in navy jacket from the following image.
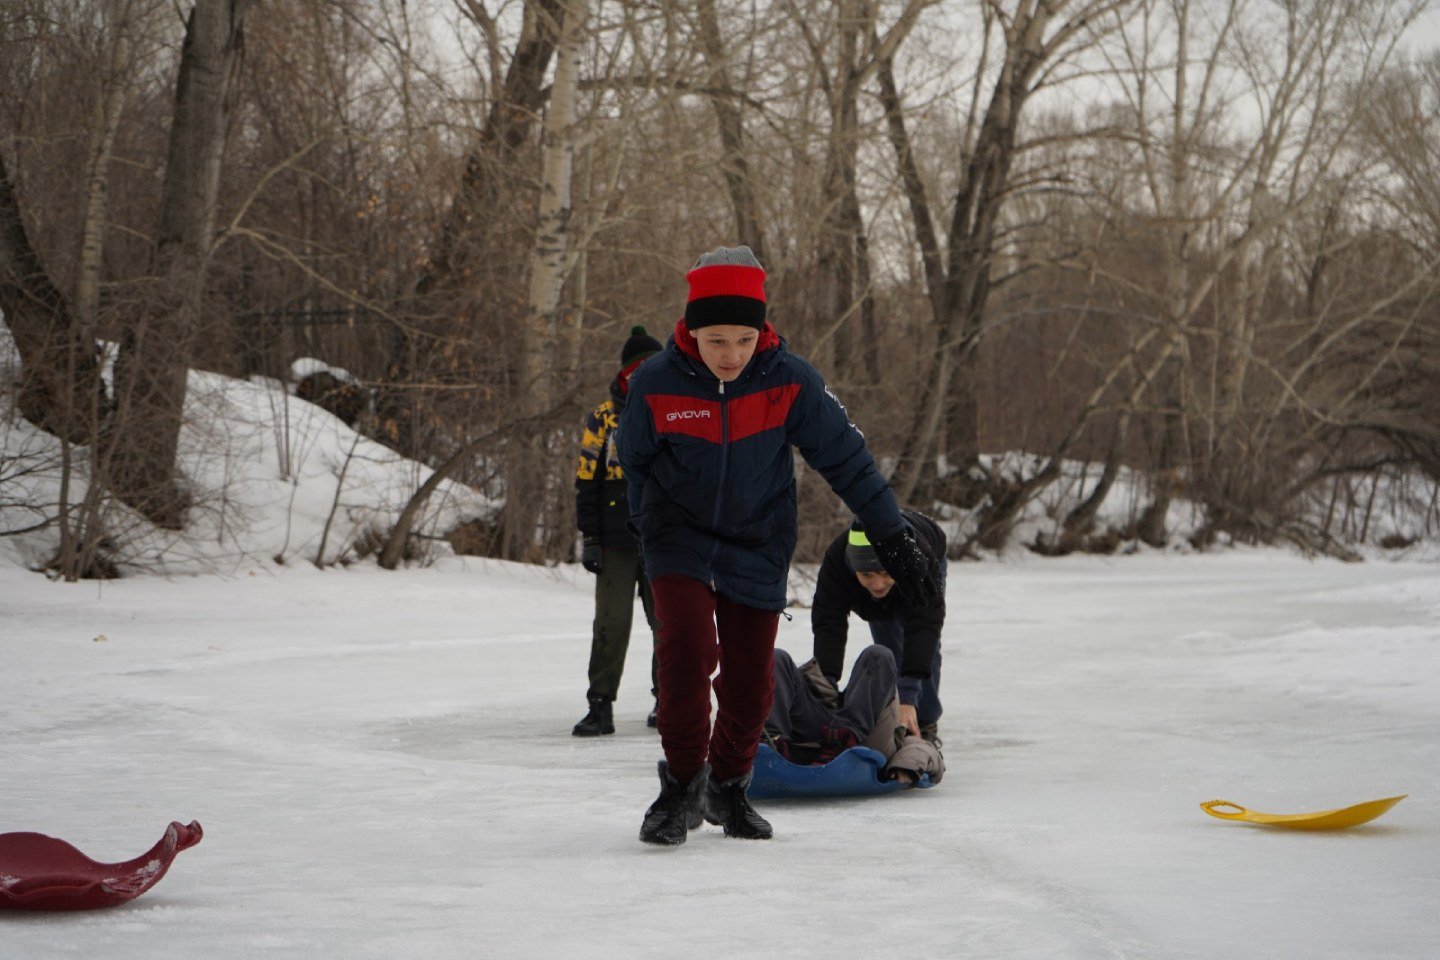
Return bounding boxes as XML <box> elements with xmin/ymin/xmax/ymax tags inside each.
<box><xmin>618</xmin><ymin>245</ymin><xmax>939</xmax><ymax>845</ymax></box>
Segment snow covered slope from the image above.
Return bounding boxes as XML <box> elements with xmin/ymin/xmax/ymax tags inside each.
<box><xmin>0</xmin><ymin>346</ymin><xmax>492</xmax><ymax>574</ymax></box>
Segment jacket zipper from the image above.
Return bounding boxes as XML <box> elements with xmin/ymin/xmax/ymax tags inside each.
<box><xmin>709</xmin><ymin>378</ymin><xmax>729</xmax><ymax>569</ymax></box>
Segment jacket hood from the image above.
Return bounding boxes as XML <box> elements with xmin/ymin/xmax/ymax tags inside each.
<box><xmin>610</xmin><ymin>353</ymin><xmax>652</xmax><ymax>406</ymax></box>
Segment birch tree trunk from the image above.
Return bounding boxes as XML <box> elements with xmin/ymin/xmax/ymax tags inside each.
<box><xmin>1135</xmin><ymin>0</ymin><xmax>1197</xmax><ymax>546</ymax></box>
<box><xmin>498</xmin><ymin>0</ymin><xmax>585</xmax><ymax>561</ymax></box>
<box><xmin>416</xmin><ymin>0</ymin><xmax>564</xmax><ymax>298</ymax></box>
<box><xmin>384</xmin><ymin>0</ymin><xmax>563</xmax><ymax>459</ymax></box>
<box><xmin>57</xmin><ymin>0</ymin><xmax>144</xmax><ymax>578</ymax></box>
<box><xmin>75</xmin><ymin>0</ymin><xmax>135</xmax><ymax>334</ymax></box>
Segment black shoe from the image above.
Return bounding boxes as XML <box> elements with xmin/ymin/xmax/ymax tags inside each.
<box><xmin>639</xmin><ymin>761</ymin><xmax>707</xmax><ymax>845</ymax></box>
<box><xmin>704</xmin><ymin>771</ymin><xmax>773</xmax><ymax>840</ymax></box>
<box><xmin>646</xmin><ymin>700</ymin><xmax>659</xmax><ymax>729</ymax></box>
<box><xmin>572</xmin><ymin>697</ymin><xmax>614</xmax><ymax>736</ymax></box>
<box><xmin>919</xmin><ymin>722</ymin><xmax>942</xmax><ymax>750</ymax></box>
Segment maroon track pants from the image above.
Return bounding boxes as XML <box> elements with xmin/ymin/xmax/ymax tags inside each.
<box><xmin>649</xmin><ymin>574</ymin><xmax>780</xmax><ymax>783</ymax></box>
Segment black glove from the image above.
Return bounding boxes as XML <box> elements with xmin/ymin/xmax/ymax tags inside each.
<box><xmin>871</xmin><ymin>526</ymin><xmax>940</xmax><ymax>606</ymax></box>
<box><xmin>581</xmin><ymin>538</ymin><xmax>603</xmax><ymax>574</ymax></box>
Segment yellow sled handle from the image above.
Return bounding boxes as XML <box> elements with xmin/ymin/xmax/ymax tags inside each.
<box><xmin>1200</xmin><ymin>800</ymin><xmax>1250</xmax><ymax>820</ymax></box>
<box><xmin>1201</xmin><ymin>795</ymin><xmax>1406</xmax><ymax>830</ymax></box>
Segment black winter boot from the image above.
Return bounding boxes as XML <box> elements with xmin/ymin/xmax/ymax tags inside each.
<box><xmin>639</xmin><ymin>761</ymin><xmax>707</xmax><ymax>845</ymax></box>
<box><xmin>704</xmin><ymin>771</ymin><xmax>773</xmax><ymax>840</ymax></box>
<box><xmin>646</xmin><ymin>699</ymin><xmax>659</xmax><ymax>729</ymax></box>
<box><xmin>572</xmin><ymin>697</ymin><xmax>614</xmax><ymax>736</ymax></box>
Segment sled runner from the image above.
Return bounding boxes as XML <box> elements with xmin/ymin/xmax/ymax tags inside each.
<box><xmin>748</xmin><ymin>742</ymin><xmax>935</xmax><ymax>800</ymax></box>
<box><xmin>0</xmin><ymin>820</ymin><xmax>203</xmax><ymax>911</ymax></box>
<box><xmin>1200</xmin><ymin>796</ymin><xmax>1406</xmax><ymax>831</ymax></box>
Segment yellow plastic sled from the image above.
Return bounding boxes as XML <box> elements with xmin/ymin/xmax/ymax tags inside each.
<box><xmin>1200</xmin><ymin>795</ymin><xmax>1407</xmax><ymax>830</ymax></box>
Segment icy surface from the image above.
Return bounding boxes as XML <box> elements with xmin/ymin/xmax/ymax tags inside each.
<box><xmin>1</xmin><ymin>553</ymin><xmax>1436</xmax><ymax>958</ymax></box>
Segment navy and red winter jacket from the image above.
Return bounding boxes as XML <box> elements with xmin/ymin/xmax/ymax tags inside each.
<box><xmin>617</xmin><ymin>319</ymin><xmax>903</xmax><ymax>611</ymax></box>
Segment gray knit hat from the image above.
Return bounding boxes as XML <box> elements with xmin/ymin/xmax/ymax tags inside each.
<box><xmin>692</xmin><ymin>245</ymin><xmax>764</xmax><ymax>271</ymax></box>
<box><xmin>685</xmin><ymin>245</ymin><xmax>767</xmax><ymax>330</ymax></box>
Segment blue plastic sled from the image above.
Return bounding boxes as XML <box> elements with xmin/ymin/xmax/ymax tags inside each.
<box><xmin>748</xmin><ymin>742</ymin><xmax>934</xmax><ymax>800</ymax></box>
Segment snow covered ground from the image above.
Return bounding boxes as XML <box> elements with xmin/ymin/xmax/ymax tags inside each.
<box><xmin>2</xmin><ymin>551</ymin><xmax>1437</xmax><ymax>958</ymax></box>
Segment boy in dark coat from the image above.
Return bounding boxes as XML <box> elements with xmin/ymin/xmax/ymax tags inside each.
<box><xmin>618</xmin><ymin>245</ymin><xmax>940</xmax><ymax>845</ymax></box>
<box><xmin>812</xmin><ymin>510</ymin><xmax>948</xmax><ymax>744</ymax></box>
<box><xmin>572</xmin><ymin>326</ymin><xmax>664</xmax><ymax>736</ymax></box>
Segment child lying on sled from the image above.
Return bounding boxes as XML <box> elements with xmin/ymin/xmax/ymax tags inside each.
<box><xmin>764</xmin><ymin>646</ymin><xmax>944</xmax><ymax>785</ymax></box>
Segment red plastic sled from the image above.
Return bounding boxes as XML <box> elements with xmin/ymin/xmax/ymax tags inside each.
<box><xmin>0</xmin><ymin>820</ymin><xmax>202</xmax><ymax>911</ymax></box>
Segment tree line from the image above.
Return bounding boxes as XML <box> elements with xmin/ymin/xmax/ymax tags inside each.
<box><xmin>3</xmin><ymin>0</ymin><xmax>1437</xmax><ymax>579</ymax></box>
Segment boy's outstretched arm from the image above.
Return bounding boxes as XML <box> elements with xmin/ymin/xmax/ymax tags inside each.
<box><xmin>787</xmin><ymin>361</ymin><xmax>940</xmax><ymax>605</ymax></box>
<box><xmin>786</xmin><ymin>360</ymin><xmax>902</xmax><ymax>538</ymax></box>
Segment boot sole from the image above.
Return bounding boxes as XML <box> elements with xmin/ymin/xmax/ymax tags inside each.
<box><xmin>571</xmin><ymin>727</ymin><xmax>615</xmax><ymax>736</ymax></box>
<box><xmin>704</xmin><ymin>812</ymin><xmax>772</xmax><ymax>838</ymax></box>
<box><xmin>640</xmin><ymin>820</ymin><xmax>697</xmax><ymax>845</ymax></box>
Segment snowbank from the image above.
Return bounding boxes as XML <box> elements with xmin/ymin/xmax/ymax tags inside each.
<box><xmin>1</xmin><ymin>324</ymin><xmax>493</xmax><ymax>575</ymax></box>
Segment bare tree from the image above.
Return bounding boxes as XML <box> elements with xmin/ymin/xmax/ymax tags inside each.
<box><xmin>0</xmin><ymin>2</ymin><xmax>134</xmax><ymax>444</ymax></box>
<box><xmin>1</xmin><ymin>2</ymin><xmax>170</xmax><ymax>578</ymax></box>
<box><xmin>108</xmin><ymin>0</ymin><xmax>256</xmax><ymax>527</ymax></box>
<box><xmin>1085</xmin><ymin>0</ymin><xmax>1425</xmax><ymax>547</ymax></box>
<box><xmin>1346</xmin><ymin>53</ymin><xmax>1440</xmax><ymax>480</ymax></box>
<box><xmin>497</xmin><ymin>0</ymin><xmax>587</xmax><ymax>561</ymax></box>
<box><xmin>881</xmin><ymin>0</ymin><xmax>1130</xmax><ymax>507</ymax></box>
<box><xmin>1</xmin><ymin>149</ymin><xmax>105</xmax><ymax>445</ymax></box>
<box><xmin>784</xmin><ymin>0</ymin><xmax>931</xmax><ymax>382</ymax></box>
<box><xmin>339</xmin><ymin>0</ymin><xmax>565</xmax><ymax>466</ymax></box>
<box><xmin>694</xmin><ymin>0</ymin><xmax>769</xmax><ymax>259</ymax></box>
<box><xmin>7</xmin><ymin>0</ymin><xmax>1437</xmax><ymax>575</ymax></box>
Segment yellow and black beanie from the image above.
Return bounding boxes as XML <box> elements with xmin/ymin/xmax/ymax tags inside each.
<box><xmin>684</xmin><ymin>245</ymin><xmax>767</xmax><ymax>331</ymax></box>
<box><xmin>845</xmin><ymin>521</ymin><xmax>886</xmax><ymax>573</ymax></box>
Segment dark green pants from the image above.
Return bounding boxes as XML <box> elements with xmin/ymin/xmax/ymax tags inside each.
<box><xmin>586</xmin><ymin>547</ymin><xmax>659</xmax><ymax>702</ymax></box>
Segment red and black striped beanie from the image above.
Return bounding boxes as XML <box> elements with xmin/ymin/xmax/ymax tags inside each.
<box><xmin>684</xmin><ymin>245</ymin><xmax>767</xmax><ymax>331</ymax></box>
